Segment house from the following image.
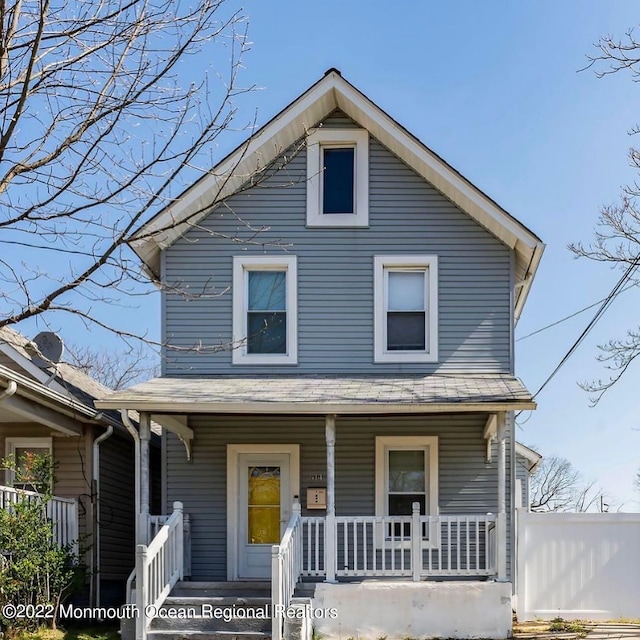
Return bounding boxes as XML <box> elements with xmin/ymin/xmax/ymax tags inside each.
<box><xmin>0</xmin><ymin>326</ymin><xmax>161</xmax><ymax>607</ymax></box>
<box><xmin>97</xmin><ymin>69</ymin><xmax>545</xmax><ymax>640</ymax></box>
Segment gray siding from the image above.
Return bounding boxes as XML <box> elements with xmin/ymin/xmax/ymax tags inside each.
<box><xmin>165</xmin><ymin>413</ymin><xmax>513</xmax><ymax>581</ymax></box>
<box><xmin>162</xmin><ymin>112</ymin><xmax>512</xmax><ymax>375</ymax></box>
<box><xmin>99</xmin><ymin>431</ymin><xmax>136</xmax><ymax>581</ymax></box>
<box><xmin>515</xmin><ymin>456</ymin><xmax>530</xmax><ymax>509</ymax></box>
<box><xmin>0</xmin><ymin>425</ymin><xmax>92</xmax><ymax>566</ymax></box>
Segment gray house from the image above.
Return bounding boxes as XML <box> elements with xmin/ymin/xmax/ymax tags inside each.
<box><xmin>0</xmin><ymin>326</ymin><xmax>161</xmax><ymax>607</ymax></box>
<box><xmin>98</xmin><ymin>70</ymin><xmax>545</xmax><ymax>640</ymax></box>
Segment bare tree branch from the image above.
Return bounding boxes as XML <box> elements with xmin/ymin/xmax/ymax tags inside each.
<box><xmin>570</xmin><ymin>26</ymin><xmax>640</xmax><ymax>403</ymax></box>
<box><xmin>530</xmin><ymin>455</ymin><xmax>617</xmax><ymax>512</ymax></box>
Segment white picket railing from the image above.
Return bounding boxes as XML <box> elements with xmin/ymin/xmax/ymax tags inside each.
<box><xmin>135</xmin><ymin>502</ymin><xmax>184</xmax><ymax>640</ymax></box>
<box><xmin>301</xmin><ymin>516</ymin><xmax>324</xmax><ymax>576</ymax></box>
<box><xmin>0</xmin><ymin>484</ymin><xmax>79</xmax><ymax>551</ymax></box>
<box><xmin>272</xmin><ymin>501</ymin><xmax>302</xmax><ymax>640</ymax></box>
<box><xmin>300</xmin><ymin>507</ymin><xmax>496</xmax><ymax>581</ymax></box>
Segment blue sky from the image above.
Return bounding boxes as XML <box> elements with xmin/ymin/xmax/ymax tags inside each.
<box><xmin>16</xmin><ymin>2</ymin><xmax>640</xmax><ymax>506</ymax></box>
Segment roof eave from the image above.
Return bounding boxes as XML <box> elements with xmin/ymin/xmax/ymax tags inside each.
<box><xmin>95</xmin><ymin>399</ymin><xmax>536</xmax><ymax>414</ymax></box>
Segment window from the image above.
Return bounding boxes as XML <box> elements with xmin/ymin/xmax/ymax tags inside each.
<box><xmin>375</xmin><ymin>436</ymin><xmax>439</xmax><ymax>543</ymax></box>
<box><xmin>374</xmin><ymin>255</ymin><xmax>438</xmax><ymax>363</ymax></box>
<box><xmin>306</xmin><ymin>129</ymin><xmax>368</xmax><ymax>227</ymax></box>
<box><xmin>5</xmin><ymin>437</ymin><xmax>53</xmax><ymax>488</ymax></box>
<box><xmin>232</xmin><ymin>256</ymin><xmax>297</xmax><ymax>364</ymax></box>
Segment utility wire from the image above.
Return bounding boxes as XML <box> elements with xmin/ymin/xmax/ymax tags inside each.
<box><xmin>516</xmin><ymin>257</ymin><xmax>640</xmax><ymax>424</ymax></box>
<box><xmin>516</xmin><ymin>282</ymin><xmax>637</xmax><ymax>342</ymax></box>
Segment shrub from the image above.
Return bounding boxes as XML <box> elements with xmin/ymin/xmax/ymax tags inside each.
<box><xmin>0</xmin><ymin>453</ymin><xmax>81</xmax><ymax>633</ymax></box>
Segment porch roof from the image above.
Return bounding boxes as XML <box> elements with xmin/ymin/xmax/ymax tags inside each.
<box><xmin>95</xmin><ymin>373</ymin><xmax>535</xmax><ymax>414</ymax></box>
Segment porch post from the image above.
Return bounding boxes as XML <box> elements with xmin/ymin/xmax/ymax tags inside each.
<box><xmin>325</xmin><ymin>414</ymin><xmax>336</xmax><ymax>582</ymax></box>
<box><xmin>496</xmin><ymin>411</ymin><xmax>507</xmax><ymax>581</ymax></box>
<box><xmin>138</xmin><ymin>412</ymin><xmax>151</xmax><ymax>546</ymax></box>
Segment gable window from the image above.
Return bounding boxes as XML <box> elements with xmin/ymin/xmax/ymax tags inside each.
<box><xmin>307</xmin><ymin>129</ymin><xmax>368</xmax><ymax>227</ymax></box>
<box><xmin>232</xmin><ymin>256</ymin><xmax>297</xmax><ymax>365</ymax></box>
<box><xmin>375</xmin><ymin>436</ymin><xmax>439</xmax><ymax>543</ymax></box>
<box><xmin>5</xmin><ymin>437</ymin><xmax>53</xmax><ymax>489</ymax></box>
<box><xmin>374</xmin><ymin>255</ymin><xmax>438</xmax><ymax>363</ymax></box>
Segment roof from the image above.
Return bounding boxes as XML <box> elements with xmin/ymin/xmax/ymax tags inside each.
<box><xmin>0</xmin><ymin>326</ymin><xmax>112</xmax><ymax>412</ymax></box>
<box><xmin>515</xmin><ymin>442</ymin><xmax>543</xmax><ymax>472</ymax></box>
<box><xmin>131</xmin><ymin>69</ymin><xmax>544</xmax><ymax>322</ymax></box>
<box><xmin>96</xmin><ymin>373</ymin><xmax>535</xmax><ymax>414</ymax></box>
<box><xmin>0</xmin><ymin>326</ymin><xmax>147</xmax><ymax>433</ymax></box>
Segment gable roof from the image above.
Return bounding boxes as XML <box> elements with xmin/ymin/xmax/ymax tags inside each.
<box><xmin>515</xmin><ymin>442</ymin><xmax>543</xmax><ymax>472</ymax></box>
<box><xmin>132</xmin><ymin>69</ymin><xmax>545</xmax><ymax>321</ymax></box>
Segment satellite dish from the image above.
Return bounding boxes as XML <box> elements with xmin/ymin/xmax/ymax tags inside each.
<box><xmin>30</xmin><ymin>332</ymin><xmax>64</xmax><ymax>369</ymax></box>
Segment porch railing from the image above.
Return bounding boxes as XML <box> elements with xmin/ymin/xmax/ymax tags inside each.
<box><xmin>135</xmin><ymin>501</ymin><xmax>184</xmax><ymax>640</ymax></box>
<box><xmin>272</xmin><ymin>501</ymin><xmax>302</xmax><ymax>640</ymax></box>
<box><xmin>0</xmin><ymin>484</ymin><xmax>79</xmax><ymax>551</ymax></box>
<box><xmin>300</xmin><ymin>506</ymin><xmax>497</xmax><ymax>581</ymax></box>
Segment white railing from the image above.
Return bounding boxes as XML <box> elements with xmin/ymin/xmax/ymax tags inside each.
<box><xmin>272</xmin><ymin>501</ymin><xmax>303</xmax><ymax>640</ymax></box>
<box><xmin>301</xmin><ymin>506</ymin><xmax>496</xmax><ymax>581</ymax></box>
<box><xmin>421</xmin><ymin>514</ymin><xmax>496</xmax><ymax>577</ymax></box>
<box><xmin>0</xmin><ymin>484</ymin><xmax>79</xmax><ymax>551</ymax></box>
<box><xmin>149</xmin><ymin>515</ymin><xmax>169</xmax><ymax>540</ymax></box>
<box><xmin>135</xmin><ymin>501</ymin><xmax>184</xmax><ymax>640</ymax></box>
<box><xmin>301</xmin><ymin>516</ymin><xmax>324</xmax><ymax>576</ymax></box>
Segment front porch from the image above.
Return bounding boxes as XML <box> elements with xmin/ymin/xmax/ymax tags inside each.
<box><xmin>95</xmin><ymin>374</ymin><xmax>534</xmax><ymax>640</ymax></box>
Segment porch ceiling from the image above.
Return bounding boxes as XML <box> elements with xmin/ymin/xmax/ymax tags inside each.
<box><xmin>95</xmin><ymin>373</ymin><xmax>536</xmax><ymax>414</ymax></box>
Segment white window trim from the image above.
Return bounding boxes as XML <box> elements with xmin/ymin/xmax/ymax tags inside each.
<box><xmin>306</xmin><ymin>129</ymin><xmax>369</xmax><ymax>227</ymax></box>
<box><xmin>5</xmin><ymin>437</ymin><xmax>53</xmax><ymax>486</ymax></box>
<box><xmin>232</xmin><ymin>255</ymin><xmax>298</xmax><ymax>365</ymax></box>
<box><xmin>226</xmin><ymin>443</ymin><xmax>300</xmax><ymax>580</ymax></box>
<box><xmin>375</xmin><ymin>435</ymin><xmax>439</xmax><ymax>548</ymax></box>
<box><xmin>374</xmin><ymin>255</ymin><xmax>439</xmax><ymax>363</ymax></box>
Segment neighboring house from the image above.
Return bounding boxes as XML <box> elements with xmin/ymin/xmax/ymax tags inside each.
<box><xmin>97</xmin><ymin>69</ymin><xmax>545</xmax><ymax>640</ymax></box>
<box><xmin>0</xmin><ymin>326</ymin><xmax>160</xmax><ymax>607</ymax></box>
<box><xmin>515</xmin><ymin>442</ymin><xmax>542</xmax><ymax>510</ymax></box>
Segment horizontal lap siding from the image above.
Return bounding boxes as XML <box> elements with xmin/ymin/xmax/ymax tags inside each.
<box><xmin>166</xmin><ymin>413</ymin><xmax>512</xmax><ymax>581</ymax></box>
<box><xmin>99</xmin><ymin>432</ymin><xmax>135</xmax><ymax>580</ymax></box>
<box><xmin>163</xmin><ymin>112</ymin><xmax>512</xmax><ymax>375</ymax></box>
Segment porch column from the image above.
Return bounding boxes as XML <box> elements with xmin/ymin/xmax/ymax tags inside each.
<box><xmin>325</xmin><ymin>414</ymin><xmax>336</xmax><ymax>582</ymax></box>
<box><xmin>138</xmin><ymin>411</ymin><xmax>151</xmax><ymax>546</ymax></box>
<box><xmin>496</xmin><ymin>411</ymin><xmax>507</xmax><ymax>582</ymax></box>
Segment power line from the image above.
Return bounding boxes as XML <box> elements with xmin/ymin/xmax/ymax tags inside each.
<box><xmin>516</xmin><ymin>282</ymin><xmax>637</xmax><ymax>342</ymax></box>
<box><xmin>516</xmin><ymin>258</ymin><xmax>640</xmax><ymax>424</ymax></box>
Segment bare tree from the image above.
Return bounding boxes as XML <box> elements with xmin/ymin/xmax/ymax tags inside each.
<box><xmin>65</xmin><ymin>342</ymin><xmax>159</xmax><ymax>390</ymax></box>
<box><xmin>0</xmin><ymin>0</ymin><xmax>294</xmax><ymax>348</ymax></box>
<box><xmin>530</xmin><ymin>455</ymin><xmax>615</xmax><ymax>512</ymax></box>
<box><xmin>569</xmin><ymin>28</ymin><xmax>640</xmax><ymax>403</ymax></box>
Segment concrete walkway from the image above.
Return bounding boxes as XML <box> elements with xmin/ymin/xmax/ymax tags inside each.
<box><xmin>585</xmin><ymin>625</ymin><xmax>640</xmax><ymax>640</ymax></box>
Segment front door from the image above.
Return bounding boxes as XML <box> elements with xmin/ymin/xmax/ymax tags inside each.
<box><xmin>237</xmin><ymin>452</ymin><xmax>291</xmax><ymax>579</ymax></box>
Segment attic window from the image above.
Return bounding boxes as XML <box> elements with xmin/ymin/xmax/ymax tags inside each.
<box><xmin>307</xmin><ymin>129</ymin><xmax>368</xmax><ymax>227</ymax></box>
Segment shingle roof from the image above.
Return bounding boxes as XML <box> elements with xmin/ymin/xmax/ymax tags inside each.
<box><xmin>96</xmin><ymin>374</ymin><xmax>535</xmax><ymax>413</ymax></box>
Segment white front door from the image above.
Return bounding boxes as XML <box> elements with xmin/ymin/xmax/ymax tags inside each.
<box><xmin>237</xmin><ymin>452</ymin><xmax>291</xmax><ymax>579</ymax></box>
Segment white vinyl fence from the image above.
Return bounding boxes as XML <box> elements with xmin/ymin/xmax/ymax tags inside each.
<box><xmin>517</xmin><ymin>510</ymin><xmax>640</xmax><ymax>621</ymax></box>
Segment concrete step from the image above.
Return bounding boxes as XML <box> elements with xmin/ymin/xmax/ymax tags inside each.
<box><xmin>148</xmin><ymin>632</ymin><xmax>270</xmax><ymax>640</ymax></box>
<box><xmin>150</xmin><ymin>613</ymin><xmax>271</xmax><ymax>634</ymax></box>
<box><xmin>171</xmin><ymin>582</ymin><xmax>271</xmax><ymax>599</ymax></box>
<box><xmin>163</xmin><ymin>597</ymin><xmax>271</xmax><ymax>607</ymax></box>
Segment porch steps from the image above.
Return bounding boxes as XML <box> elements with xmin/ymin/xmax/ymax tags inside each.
<box><xmin>147</xmin><ymin>582</ymin><xmax>273</xmax><ymax>640</ymax></box>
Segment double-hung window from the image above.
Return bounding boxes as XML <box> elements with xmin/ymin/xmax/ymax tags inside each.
<box><xmin>5</xmin><ymin>437</ymin><xmax>53</xmax><ymax>489</ymax></box>
<box><xmin>232</xmin><ymin>256</ymin><xmax>298</xmax><ymax>365</ymax></box>
<box><xmin>374</xmin><ymin>255</ymin><xmax>438</xmax><ymax>363</ymax></box>
<box><xmin>375</xmin><ymin>436</ymin><xmax>439</xmax><ymax>543</ymax></box>
<box><xmin>306</xmin><ymin>129</ymin><xmax>369</xmax><ymax>227</ymax></box>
